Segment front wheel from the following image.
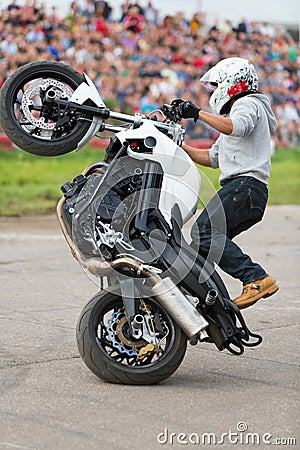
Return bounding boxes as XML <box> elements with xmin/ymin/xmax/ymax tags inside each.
<box><xmin>76</xmin><ymin>288</ymin><xmax>187</xmax><ymax>385</ymax></box>
<box><xmin>0</xmin><ymin>61</ymin><xmax>93</xmax><ymax>156</ymax></box>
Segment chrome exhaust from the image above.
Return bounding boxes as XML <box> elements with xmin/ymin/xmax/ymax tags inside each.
<box><xmin>151</xmin><ymin>277</ymin><xmax>208</xmax><ymax>340</ymax></box>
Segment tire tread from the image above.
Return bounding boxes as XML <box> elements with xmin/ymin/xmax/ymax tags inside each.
<box><xmin>76</xmin><ymin>289</ymin><xmax>187</xmax><ymax>385</ymax></box>
<box><xmin>0</xmin><ymin>61</ymin><xmax>92</xmax><ymax>156</ymax></box>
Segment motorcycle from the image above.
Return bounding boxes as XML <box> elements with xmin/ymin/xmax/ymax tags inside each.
<box><xmin>0</xmin><ymin>61</ymin><xmax>263</xmax><ymax>385</ymax></box>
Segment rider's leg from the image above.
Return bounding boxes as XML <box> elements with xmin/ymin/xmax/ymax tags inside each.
<box><xmin>191</xmin><ymin>176</ymin><xmax>278</xmax><ymax>308</ymax></box>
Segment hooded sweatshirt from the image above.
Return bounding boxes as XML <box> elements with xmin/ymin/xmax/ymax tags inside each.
<box><xmin>209</xmin><ymin>93</ymin><xmax>277</xmax><ymax>186</ymax></box>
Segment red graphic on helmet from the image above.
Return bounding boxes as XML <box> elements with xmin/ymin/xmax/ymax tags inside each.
<box><xmin>227</xmin><ymin>80</ymin><xmax>249</xmax><ymax>98</ymax></box>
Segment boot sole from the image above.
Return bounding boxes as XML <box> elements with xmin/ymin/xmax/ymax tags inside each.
<box><xmin>234</xmin><ymin>284</ymin><xmax>279</xmax><ymax>310</ymax></box>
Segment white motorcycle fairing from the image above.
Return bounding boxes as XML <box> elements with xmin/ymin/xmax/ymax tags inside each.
<box><xmin>69</xmin><ymin>74</ymin><xmax>107</xmax><ymax>151</ymax></box>
<box><xmin>116</xmin><ymin>121</ymin><xmax>201</xmax><ymax>225</ymax></box>
<box><xmin>70</xmin><ymin>73</ymin><xmax>106</xmax><ymax>107</ymax></box>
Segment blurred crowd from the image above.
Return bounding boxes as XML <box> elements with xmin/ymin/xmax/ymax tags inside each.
<box><xmin>0</xmin><ymin>0</ymin><xmax>300</xmax><ymax>147</ymax></box>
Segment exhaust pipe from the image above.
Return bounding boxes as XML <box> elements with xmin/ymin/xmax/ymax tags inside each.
<box><xmin>151</xmin><ymin>277</ymin><xmax>208</xmax><ymax>340</ymax></box>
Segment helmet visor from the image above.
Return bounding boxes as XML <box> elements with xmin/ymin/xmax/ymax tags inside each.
<box><xmin>200</xmin><ymin>66</ymin><xmax>218</xmax><ymax>83</ymax></box>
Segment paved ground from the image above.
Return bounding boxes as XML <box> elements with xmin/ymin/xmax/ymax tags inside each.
<box><xmin>0</xmin><ymin>206</ymin><xmax>299</xmax><ymax>450</ymax></box>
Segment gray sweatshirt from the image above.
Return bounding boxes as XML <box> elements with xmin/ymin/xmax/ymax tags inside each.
<box><xmin>209</xmin><ymin>94</ymin><xmax>277</xmax><ymax>186</ymax></box>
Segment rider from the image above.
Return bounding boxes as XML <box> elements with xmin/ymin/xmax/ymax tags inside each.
<box><xmin>172</xmin><ymin>57</ymin><xmax>279</xmax><ymax>309</ymax></box>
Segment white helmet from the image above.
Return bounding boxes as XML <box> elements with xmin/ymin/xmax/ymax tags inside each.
<box><xmin>200</xmin><ymin>57</ymin><xmax>258</xmax><ymax>115</ymax></box>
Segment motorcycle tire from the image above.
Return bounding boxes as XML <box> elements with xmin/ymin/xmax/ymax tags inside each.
<box><xmin>0</xmin><ymin>61</ymin><xmax>93</xmax><ymax>156</ymax></box>
<box><xmin>76</xmin><ymin>288</ymin><xmax>187</xmax><ymax>385</ymax></box>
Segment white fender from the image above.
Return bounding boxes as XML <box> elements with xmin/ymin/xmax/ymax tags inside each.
<box><xmin>70</xmin><ymin>73</ymin><xmax>106</xmax><ymax>108</ymax></box>
<box><xmin>69</xmin><ymin>73</ymin><xmax>107</xmax><ymax>150</ymax></box>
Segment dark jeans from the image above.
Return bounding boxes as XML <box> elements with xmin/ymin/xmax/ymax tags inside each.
<box><xmin>191</xmin><ymin>176</ymin><xmax>268</xmax><ymax>285</ymax></box>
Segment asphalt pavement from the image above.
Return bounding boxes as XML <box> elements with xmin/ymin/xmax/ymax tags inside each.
<box><xmin>0</xmin><ymin>206</ymin><xmax>299</xmax><ymax>450</ymax></box>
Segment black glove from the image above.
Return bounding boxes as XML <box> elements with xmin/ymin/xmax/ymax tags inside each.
<box><xmin>171</xmin><ymin>98</ymin><xmax>201</xmax><ymax>123</ymax></box>
<box><xmin>170</xmin><ymin>98</ymin><xmax>185</xmax><ymax>107</ymax></box>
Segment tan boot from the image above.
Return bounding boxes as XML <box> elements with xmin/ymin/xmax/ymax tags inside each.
<box><xmin>233</xmin><ymin>275</ymin><xmax>279</xmax><ymax>310</ymax></box>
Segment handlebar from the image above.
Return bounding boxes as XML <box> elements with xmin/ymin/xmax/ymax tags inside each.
<box><xmin>108</xmin><ymin>110</ymin><xmax>185</xmax><ymax>145</ymax></box>
<box><xmin>108</xmin><ymin>110</ymin><xmax>177</xmax><ymax>133</ymax></box>
<box><xmin>56</xmin><ymin>98</ymin><xmax>185</xmax><ymax>145</ymax></box>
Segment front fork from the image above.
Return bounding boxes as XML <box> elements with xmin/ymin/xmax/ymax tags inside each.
<box><xmin>118</xmin><ymin>276</ymin><xmax>159</xmax><ymax>346</ymax></box>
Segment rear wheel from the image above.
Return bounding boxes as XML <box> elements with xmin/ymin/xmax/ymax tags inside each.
<box><xmin>76</xmin><ymin>288</ymin><xmax>187</xmax><ymax>384</ymax></box>
<box><xmin>0</xmin><ymin>61</ymin><xmax>93</xmax><ymax>156</ymax></box>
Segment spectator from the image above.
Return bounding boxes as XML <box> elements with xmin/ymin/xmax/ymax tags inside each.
<box><xmin>275</xmin><ymin>99</ymin><xmax>300</xmax><ymax>147</ymax></box>
<box><xmin>190</xmin><ymin>13</ymin><xmax>205</xmax><ymax>37</ymax></box>
<box><xmin>7</xmin><ymin>0</ymin><xmax>20</xmax><ymax>12</ymax></box>
<box><xmin>0</xmin><ymin>0</ymin><xmax>299</xmax><ymax>148</ymax></box>
<box><xmin>19</xmin><ymin>0</ymin><xmax>37</xmax><ymax>26</ymax></box>
<box><xmin>25</xmin><ymin>23</ymin><xmax>45</xmax><ymax>42</ymax></box>
<box><xmin>94</xmin><ymin>1</ymin><xmax>112</xmax><ymax>20</ymax></box>
<box><xmin>0</xmin><ymin>33</ymin><xmax>18</xmax><ymax>55</ymax></box>
<box><xmin>143</xmin><ymin>1</ymin><xmax>158</xmax><ymax>26</ymax></box>
<box><xmin>123</xmin><ymin>6</ymin><xmax>146</xmax><ymax>34</ymax></box>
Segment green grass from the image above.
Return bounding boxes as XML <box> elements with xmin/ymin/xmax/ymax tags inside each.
<box><xmin>0</xmin><ymin>147</ymin><xmax>105</xmax><ymax>216</ymax></box>
<box><xmin>198</xmin><ymin>147</ymin><xmax>300</xmax><ymax>207</ymax></box>
<box><xmin>0</xmin><ymin>146</ymin><xmax>299</xmax><ymax>216</ymax></box>
<box><xmin>268</xmin><ymin>148</ymin><xmax>300</xmax><ymax>204</ymax></box>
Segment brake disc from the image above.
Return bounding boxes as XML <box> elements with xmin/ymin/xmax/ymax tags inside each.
<box><xmin>106</xmin><ymin>309</ymin><xmax>145</xmax><ymax>357</ymax></box>
<box><xmin>21</xmin><ymin>79</ymin><xmax>73</xmax><ymax>131</ymax></box>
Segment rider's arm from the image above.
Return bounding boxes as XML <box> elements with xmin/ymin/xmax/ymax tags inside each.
<box><xmin>182</xmin><ymin>143</ymin><xmax>212</xmax><ymax>167</ymax></box>
<box><xmin>197</xmin><ymin>110</ymin><xmax>233</xmax><ymax>135</ymax></box>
